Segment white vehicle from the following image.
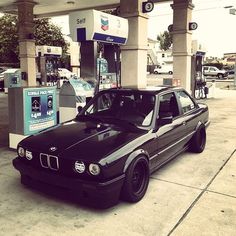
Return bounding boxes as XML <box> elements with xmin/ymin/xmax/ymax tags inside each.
<box><xmin>153</xmin><ymin>64</ymin><xmax>173</xmax><ymax>75</ymax></box>
<box><xmin>58</xmin><ymin>68</ymin><xmax>76</xmax><ymax>79</ymax></box>
<box><xmin>203</xmin><ymin>66</ymin><xmax>228</xmax><ymax>79</ymax></box>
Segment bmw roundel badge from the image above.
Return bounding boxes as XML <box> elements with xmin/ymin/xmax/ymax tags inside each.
<box><xmin>49</xmin><ymin>147</ymin><xmax>57</xmax><ymax>152</ymax></box>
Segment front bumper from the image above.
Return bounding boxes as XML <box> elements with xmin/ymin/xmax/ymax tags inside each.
<box><xmin>13</xmin><ymin>157</ymin><xmax>125</xmax><ymax>208</ymax></box>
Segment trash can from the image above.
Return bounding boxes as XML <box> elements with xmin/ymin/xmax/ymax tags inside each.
<box><xmin>59</xmin><ymin>79</ymin><xmax>94</xmax><ymax>123</ymax></box>
<box><xmin>4</xmin><ymin>68</ymin><xmax>22</xmax><ymax>93</ymax></box>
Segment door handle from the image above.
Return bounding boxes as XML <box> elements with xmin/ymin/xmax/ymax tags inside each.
<box><xmin>182</xmin><ymin>121</ymin><xmax>187</xmax><ymax>126</ymax></box>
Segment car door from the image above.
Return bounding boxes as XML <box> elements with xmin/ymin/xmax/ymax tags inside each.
<box><xmin>209</xmin><ymin>67</ymin><xmax>216</xmax><ymax>76</ymax></box>
<box><xmin>175</xmin><ymin>90</ymin><xmax>199</xmax><ymax>142</ymax></box>
<box><xmin>152</xmin><ymin>92</ymin><xmax>186</xmax><ymax>168</ymax></box>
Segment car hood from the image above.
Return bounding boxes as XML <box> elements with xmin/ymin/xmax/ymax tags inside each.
<box><xmin>20</xmin><ymin>120</ymin><xmax>146</xmax><ymax>161</ymax></box>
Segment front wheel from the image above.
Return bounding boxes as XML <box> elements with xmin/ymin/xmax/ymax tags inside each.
<box><xmin>169</xmin><ymin>71</ymin><xmax>173</xmax><ymax>75</ymax></box>
<box><xmin>121</xmin><ymin>156</ymin><xmax>149</xmax><ymax>203</ymax></box>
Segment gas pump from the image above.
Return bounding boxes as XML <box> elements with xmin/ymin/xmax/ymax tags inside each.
<box><xmin>36</xmin><ymin>45</ymin><xmax>62</xmax><ymax>86</ymax></box>
<box><xmin>95</xmin><ymin>49</ymin><xmax>119</xmax><ymax>93</ymax></box>
<box><xmin>8</xmin><ymin>46</ymin><xmax>60</xmax><ymax>149</ymax></box>
<box><xmin>69</xmin><ymin>9</ymin><xmax>128</xmax><ymax>94</ymax></box>
<box><xmin>97</xmin><ymin>43</ymin><xmax>121</xmax><ymax>92</ymax></box>
<box><xmin>192</xmin><ymin>51</ymin><xmax>207</xmax><ymax>99</ymax></box>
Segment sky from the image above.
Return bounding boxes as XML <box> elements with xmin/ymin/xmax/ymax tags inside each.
<box><xmin>50</xmin><ymin>0</ymin><xmax>236</xmax><ymax>58</ymax></box>
<box><xmin>148</xmin><ymin>0</ymin><xmax>236</xmax><ymax>57</ymax></box>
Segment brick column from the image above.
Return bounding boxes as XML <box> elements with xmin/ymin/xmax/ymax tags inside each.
<box><xmin>17</xmin><ymin>0</ymin><xmax>37</xmax><ymax>87</ymax></box>
<box><xmin>120</xmin><ymin>0</ymin><xmax>148</xmax><ymax>89</ymax></box>
<box><xmin>171</xmin><ymin>0</ymin><xmax>194</xmax><ymax>92</ymax></box>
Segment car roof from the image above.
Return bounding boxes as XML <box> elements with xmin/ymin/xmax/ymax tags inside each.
<box><xmin>106</xmin><ymin>86</ymin><xmax>182</xmax><ymax>95</ymax></box>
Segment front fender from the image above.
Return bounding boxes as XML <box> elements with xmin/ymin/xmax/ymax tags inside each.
<box><xmin>123</xmin><ymin>149</ymin><xmax>149</xmax><ymax>173</ymax></box>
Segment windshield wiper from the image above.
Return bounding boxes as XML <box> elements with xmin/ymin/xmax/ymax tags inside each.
<box><xmin>76</xmin><ymin>114</ymin><xmax>104</xmax><ymax>123</ymax></box>
<box><xmin>100</xmin><ymin>117</ymin><xmax>141</xmax><ymax>131</ymax></box>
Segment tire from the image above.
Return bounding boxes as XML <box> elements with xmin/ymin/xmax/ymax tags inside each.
<box><xmin>121</xmin><ymin>156</ymin><xmax>149</xmax><ymax>203</ymax></box>
<box><xmin>190</xmin><ymin>125</ymin><xmax>206</xmax><ymax>153</ymax></box>
<box><xmin>169</xmin><ymin>71</ymin><xmax>173</xmax><ymax>75</ymax></box>
<box><xmin>154</xmin><ymin>71</ymin><xmax>158</xmax><ymax>74</ymax></box>
<box><xmin>217</xmin><ymin>73</ymin><xmax>223</xmax><ymax>79</ymax></box>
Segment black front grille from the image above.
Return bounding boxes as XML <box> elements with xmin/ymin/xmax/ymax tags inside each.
<box><xmin>40</xmin><ymin>153</ymin><xmax>59</xmax><ymax>171</ymax></box>
<box><xmin>50</xmin><ymin>156</ymin><xmax>59</xmax><ymax>170</ymax></box>
<box><xmin>40</xmin><ymin>154</ymin><xmax>49</xmax><ymax>168</ymax></box>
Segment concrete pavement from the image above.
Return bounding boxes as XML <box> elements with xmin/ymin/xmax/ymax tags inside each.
<box><xmin>0</xmin><ymin>88</ymin><xmax>235</xmax><ymax>236</ymax></box>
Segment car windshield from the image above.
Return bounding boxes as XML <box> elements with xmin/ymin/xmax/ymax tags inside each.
<box><xmin>77</xmin><ymin>90</ymin><xmax>155</xmax><ymax>128</ymax></box>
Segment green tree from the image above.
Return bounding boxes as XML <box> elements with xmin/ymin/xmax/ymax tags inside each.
<box><xmin>0</xmin><ymin>14</ymin><xmax>18</xmax><ymax>63</ymax></box>
<box><xmin>0</xmin><ymin>14</ymin><xmax>68</xmax><ymax>64</ymax></box>
<box><xmin>157</xmin><ymin>31</ymin><xmax>173</xmax><ymax>51</ymax></box>
<box><xmin>34</xmin><ymin>18</ymin><xmax>68</xmax><ymax>54</ymax></box>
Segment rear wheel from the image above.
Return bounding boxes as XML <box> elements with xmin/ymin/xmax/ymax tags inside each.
<box><xmin>169</xmin><ymin>71</ymin><xmax>173</xmax><ymax>75</ymax></box>
<box><xmin>121</xmin><ymin>156</ymin><xmax>149</xmax><ymax>203</ymax></box>
<box><xmin>190</xmin><ymin>125</ymin><xmax>206</xmax><ymax>153</ymax></box>
<box><xmin>217</xmin><ymin>73</ymin><xmax>223</xmax><ymax>79</ymax></box>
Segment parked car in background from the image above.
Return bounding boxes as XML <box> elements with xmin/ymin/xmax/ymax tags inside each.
<box><xmin>13</xmin><ymin>86</ymin><xmax>209</xmax><ymax>208</ymax></box>
<box><xmin>0</xmin><ymin>67</ymin><xmax>11</xmax><ymax>91</ymax></box>
<box><xmin>58</xmin><ymin>68</ymin><xmax>76</xmax><ymax>79</ymax></box>
<box><xmin>153</xmin><ymin>64</ymin><xmax>173</xmax><ymax>75</ymax></box>
<box><xmin>226</xmin><ymin>69</ymin><xmax>235</xmax><ymax>79</ymax></box>
<box><xmin>203</xmin><ymin>66</ymin><xmax>228</xmax><ymax>79</ymax></box>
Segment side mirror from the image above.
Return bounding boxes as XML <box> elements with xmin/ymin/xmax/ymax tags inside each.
<box><xmin>77</xmin><ymin>106</ymin><xmax>83</xmax><ymax>114</ymax></box>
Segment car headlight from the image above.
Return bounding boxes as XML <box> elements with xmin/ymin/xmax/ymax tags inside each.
<box><xmin>25</xmin><ymin>150</ymin><xmax>33</xmax><ymax>160</ymax></box>
<box><xmin>74</xmin><ymin>161</ymin><xmax>86</xmax><ymax>173</ymax></box>
<box><xmin>18</xmin><ymin>146</ymin><xmax>25</xmax><ymax>157</ymax></box>
<box><xmin>89</xmin><ymin>164</ymin><xmax>100</xmax><ymax>176</ymax></box>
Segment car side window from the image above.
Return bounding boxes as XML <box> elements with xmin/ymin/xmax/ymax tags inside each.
<box><xmin>177</xmin><ymin>91</ymin><xmax>196</xmax><ymax>114</ymax></box>
<box><xmin>158</xmin><ymin>92</ymin><xmax>180</xmax><ymax>118</ymax></box>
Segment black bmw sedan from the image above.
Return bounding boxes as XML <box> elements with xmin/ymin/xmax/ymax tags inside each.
<box><xmin>13</xmin><ymin>86</ymin><xmax>210</xmax><ymax>208</ymax></box>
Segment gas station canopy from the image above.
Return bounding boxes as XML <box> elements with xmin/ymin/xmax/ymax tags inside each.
<box><xmin>69</xmin><ymin>10</ymin><xmax>128</xmax><ymax>44</ymax></box>
<box><xmin>0</xmin><ymin>0</ymin><xmax>168</xmax><ymax>17</ymax></box>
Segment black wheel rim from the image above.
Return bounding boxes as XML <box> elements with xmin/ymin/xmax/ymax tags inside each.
<box><xmin>132</xmin><ymin>161</ymin><xmax>147</xmax><ymax>194</ymax></box>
